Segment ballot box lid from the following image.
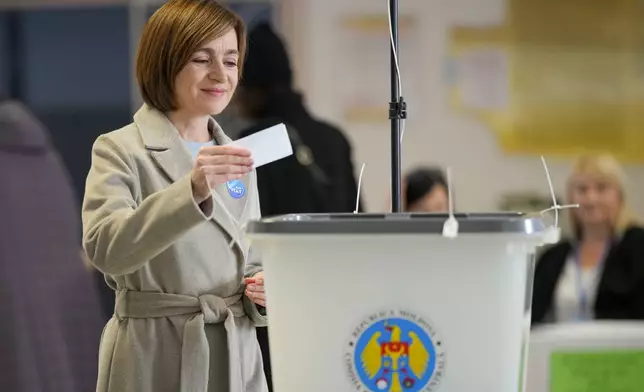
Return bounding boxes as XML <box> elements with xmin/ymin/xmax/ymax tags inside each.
<box><xmin>247</xmin><ymin>212</ymin><xmax>547</xmax><ymax>235</ymax></box>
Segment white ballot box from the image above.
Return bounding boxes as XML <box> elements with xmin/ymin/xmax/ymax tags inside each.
<box><xmin>247</xmin><ymin>213</ymin><xmax>550</xmax><ymax>392</ymax></box>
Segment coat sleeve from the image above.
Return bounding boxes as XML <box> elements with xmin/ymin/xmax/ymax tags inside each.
<box><xmin>243</xmin><ymin>171</ymin><xmax>263</xmax><ymax>278</ymax></box>
<box><xmin>244</xmin><ymin>246</ymin><xmax>263</xmax><ymax>279</ymax></box>
<box><xmin>243</xmin><ymin>246</ymin><xmax>268</xmax><ymax>326</ymax></box>
<box><xmin>82</xmin><ymin>134</ymin><xmax>213</xmax><ymax>276</ymax></box>
<box><xmin>243</xmin><ymin>254</ymin><xmax>267</xmax><ymax>325</ymax></box>
<box><xmin>242</xmin><ymin>172</ymin><xmax>268</xmax><ymax>326</ymax></box>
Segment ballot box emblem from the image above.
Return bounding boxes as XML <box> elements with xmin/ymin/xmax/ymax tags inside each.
<box><xmin>226</xmin><ymin>179</ymin><xmax>246</xmax><ymax>199</ymax></box>
<box><xmin>345</xmin><ymin>310</ymin><xmax>445</xmax><ymax>392</ymax></box>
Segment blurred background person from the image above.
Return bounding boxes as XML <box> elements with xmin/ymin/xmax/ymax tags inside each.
<box><xmin>232</xmin><ymin>23</ymin><xmax>363</xmax><ymax>390</ymax></box>
<box><xmin>532</xmin><ymin>154</ymin><xmax>644</xmax><ymax>324</ymax></box>
<box><xmin>234</xmin><ymin>22</ymin><xmax>363</xmax><ymax>216</ymax></box>
<box><xmin>0</xmin><ymin>99</ymin><xmax>103</xmax><ymax>392</ymax></box>
<box><xmin>403</xmin><ymin>167</ymin><xmax>449</xmax><ymax>212</ymax></box>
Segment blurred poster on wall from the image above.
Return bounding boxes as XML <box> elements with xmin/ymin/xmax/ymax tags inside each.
<box><xmin>447</xmin><ymin>0</ymin><xmax>644</xmax><ymax>163</ymax></box>
<box><xmin>336</xmin><ymin>13</ymin><xmax>420</xmax><ymax>124</ymax></box>
<box><xmin>457</xmin><ymin>47</ymin><xmax>509</xmax><ymax>110</ymax></box>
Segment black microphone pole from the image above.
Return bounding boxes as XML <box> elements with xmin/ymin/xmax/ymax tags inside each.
<box><xmin>389</xmin><ymin>0</ymin><xmax>406</xmax><ymax>213</ymax></box>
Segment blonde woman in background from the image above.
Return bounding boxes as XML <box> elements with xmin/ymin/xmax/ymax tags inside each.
<box><xmin>531</xmin><ymin>154</ymin><xmax>644</xmax><ymax>324</ymax></box>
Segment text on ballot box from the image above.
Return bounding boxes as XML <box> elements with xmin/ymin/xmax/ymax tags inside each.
<box><xmin>246</xmin><ymin>213</ymin><xmax>553</xmax><ymax>392</ymax></box>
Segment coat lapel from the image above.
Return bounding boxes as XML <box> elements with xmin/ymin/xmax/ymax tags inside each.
<box><xmin>133</xmin><ymin>105</ymin><xmax>245</xmax><ymax>255</ymax></box>
<box><xmin>210</xmin><ymin>120</ymin><xmax>254</xmax><ymax>257</ymax></box>
<box><xmin>134</xmin><ymin>105</ymin><xmax>194</xmax><ymax>184</ymax></box>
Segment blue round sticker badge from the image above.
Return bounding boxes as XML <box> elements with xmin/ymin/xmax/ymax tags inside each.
<box><xmin>226</xmin><ymin>180</ymin><xmax>246</xmax><ymax>199</ymax></box>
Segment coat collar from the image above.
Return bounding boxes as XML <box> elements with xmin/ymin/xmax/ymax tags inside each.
<box><xmin>134</xmin><ymin>103</ymin><xmax>232</xmax><ymax>151</ymax></box>
<box><xmin>133</xmin><ymin>104</ymin><xmax>247</xmax><ymax>256</ymax></box>
<box><xmin>134</xmin><ymin>104</ymin><xmax>193</xmax><ymax>184</ymax></box>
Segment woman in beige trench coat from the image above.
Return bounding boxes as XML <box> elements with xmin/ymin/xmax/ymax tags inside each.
<box><xmin>81</xmin><ymin>1</ymin><xmax>268</xmax><ymax>391</ymax></box>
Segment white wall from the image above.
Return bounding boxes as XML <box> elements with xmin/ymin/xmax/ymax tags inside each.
<box><xmin>279</xmin><ymin>0</ymin><xmax>644</xmax><ymax>217</ymax></box>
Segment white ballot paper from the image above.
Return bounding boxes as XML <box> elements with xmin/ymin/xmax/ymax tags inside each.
<box><xmin>231</xmin><ymin>123</ymin><xmax>293</xmax><ymax>168</ymax></box>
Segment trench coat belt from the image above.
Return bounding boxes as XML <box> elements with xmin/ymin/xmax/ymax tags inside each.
<box><xmin>115</xmin><ymin>290</ymin><xmax>246</xmax><ymax>392</ymax></box>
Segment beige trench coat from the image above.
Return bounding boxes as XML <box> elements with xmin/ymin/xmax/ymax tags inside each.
<box><xmin>82</xmin><ymin>104</ymin><xmax>268</xmax><ymax>392</ymax></box>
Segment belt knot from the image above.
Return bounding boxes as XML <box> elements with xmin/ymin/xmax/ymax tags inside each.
<box><xmin>198</xmin><ymin>294</ymin><xmax>228</xmax><ymax>324</ymax></box>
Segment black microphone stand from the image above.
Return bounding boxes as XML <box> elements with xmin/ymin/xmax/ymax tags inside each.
<box><xmin>388</xmin><ymin>0</ymin><xmax>406</xmax><ymax>213</ymax></box>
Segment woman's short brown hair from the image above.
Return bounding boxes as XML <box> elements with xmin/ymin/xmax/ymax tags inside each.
<box><xmin>136</xmin><ymin>0</ymin><xmax>246</xmax><ymax>112</ymax></box>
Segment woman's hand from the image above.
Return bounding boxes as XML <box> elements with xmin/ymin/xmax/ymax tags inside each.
<box><xmin>191</xmin><ymin>145</ymin><xmax>253</xmax><ymax>203</ymax></box>
<box><xmin>244</xmin><ymin>272</ymin><xmax>265</xmax><ymax>307</ymax></box>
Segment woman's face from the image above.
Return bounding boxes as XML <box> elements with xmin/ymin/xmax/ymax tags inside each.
<box><xmin>407</xmin><ymin>185</ymin><xmax>449</xmax><ymax>213</ymax></box>
<box><xmin>569</xmin><ymin>172</ymin><xmax>622</xmax><ymax>227</ymax></box>
<box><xmin>174</xmin><ymin>29</ymin><xmax>239</xmax><ymax>116</ymax></box>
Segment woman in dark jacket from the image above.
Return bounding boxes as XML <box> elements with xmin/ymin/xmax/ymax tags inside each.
<box><xmin>403</xmin><ymin>167</ymin><xmax>449</xmax><ymax>212</ymax></box>
<box><xmin>532</xmin><ymin>154</ymin><xmax>644</xmax><ymax>325</ymax></box>
<box><xmin>234</xmin><ymin>23</ymin><xmax>363</xmax><ymax>391</ymax></box>
<box><xmin>235</xmin><ymin>23</ymin><xmax>362</xmax><ymax>216</ymax></box>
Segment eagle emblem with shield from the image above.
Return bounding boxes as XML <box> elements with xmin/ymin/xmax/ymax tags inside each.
<box><xmin>350</xmin><ymin>315</ymin><xmax>443</xmax><ymax>392</ymax></box>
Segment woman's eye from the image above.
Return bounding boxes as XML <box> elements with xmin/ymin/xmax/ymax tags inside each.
<box><xmin>193</xmin><ymin>58</ymin><xmax>209</xmax><ymax>64</ymax></box>
<box><xmin>225</xmin><ymin>60</ymin><xmax>238</xmax><ymax>67</ymax></box>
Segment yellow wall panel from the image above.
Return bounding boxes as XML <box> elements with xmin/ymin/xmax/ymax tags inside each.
<box><xmin>448</xmin><ymin>0</ymin><xmax>644</xmax><ymax>162</ymax></box>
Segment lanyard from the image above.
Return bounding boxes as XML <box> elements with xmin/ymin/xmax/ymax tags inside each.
<box><xmin>573</xmin><ymin>242</ymin><xmax>610</xmax><ymax>321</ymax></box>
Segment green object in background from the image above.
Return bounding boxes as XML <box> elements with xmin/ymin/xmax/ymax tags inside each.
<box><xmin>550</xmin><ymin>350</ymin><xmax>644</xmax><ymax>392</ymax></box>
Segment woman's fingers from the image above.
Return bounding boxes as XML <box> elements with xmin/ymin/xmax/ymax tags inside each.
<box><xmin>245</xmin><ymin>289</ymin><xmax>266</xmax><ymax>307</ymax></box>
<box><xmin>246</xmin><ymin>283</ymin><xmax>264</xmax><ymax>292</ymax></box>
<box><xmin>197</xmin><ymin>154</ymin><xmax>254</xmax><ymax>167</ymax></box>
<box><xmin>203</xmin><ymin>164</ymin><xmax>252</xmax><ymax>175</ymax></box>
<box><xmin>202</xmin><ymin>168</ymin><xmax>249</xmax><ymax>189</ymax></box>
<box><xmin>193</xmin><ymin>146</ymin><xmax>255</xmax><ymax>188</ymax></box>
<box><xmin>201</xmin><ymin>145</ymin><xmax>251</xmax><ymax>157</ymax></box>
<box><xmin>245</xmin><ymin>273</ymin><xmax>266</xmax><ymax>307</ymax></box>
<box><xmin>202</xmin><ymin>173</ymin><xmax>243</xmax><ymax>188</ymax></box>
